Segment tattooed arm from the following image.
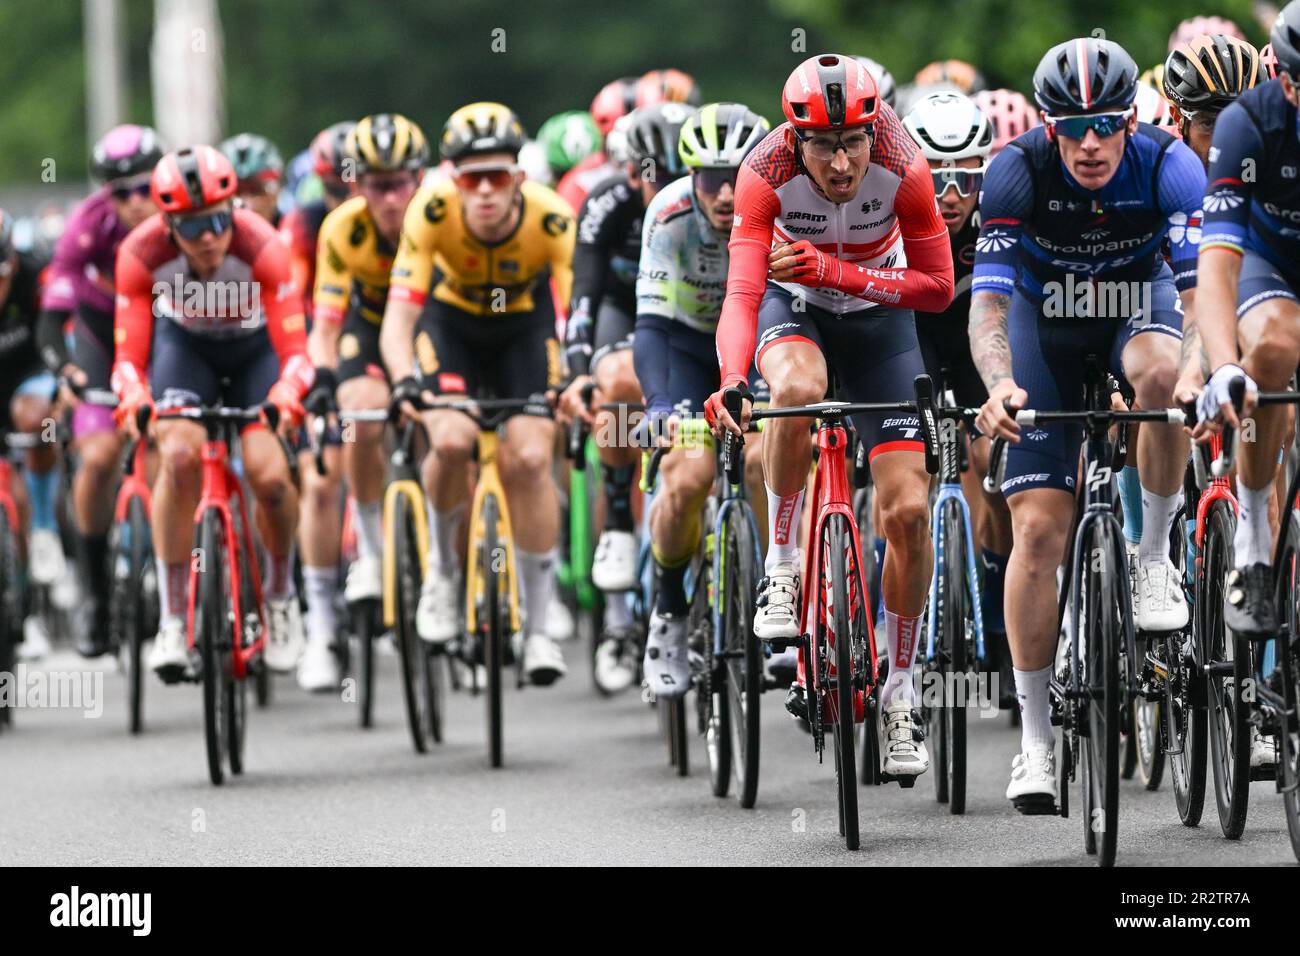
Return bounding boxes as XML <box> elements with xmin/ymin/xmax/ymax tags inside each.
<box><xmin>969</xmin><ymin>290</ymin><xmax>1027</xmax><ymax>440</ymax></box>
<box><xmin>1173</xmin><ymin>288</ymin><xmax>1207</xmax><ymax>411</ymax></box>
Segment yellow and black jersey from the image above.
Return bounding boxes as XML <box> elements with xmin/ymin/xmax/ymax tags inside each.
<box><xmin>312</xmin><ymin>195</ymin><xmax>398</xmax><ymax>325</ymax></box>
<box><xmin>389</xmin><ymin>179</ymin><xmax>574</xmax><ymax>316</ymax></box>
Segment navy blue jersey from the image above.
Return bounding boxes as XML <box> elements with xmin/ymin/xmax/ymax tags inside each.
<box><xmin>1199</xmin><ymin>79</ymin><xmax>1300</xmax><ymax>284</ymax></box>
<box><xmin>972</xmin><ymin>124</ymin><xmax>1206</xmax><ymax>301</ymax></box>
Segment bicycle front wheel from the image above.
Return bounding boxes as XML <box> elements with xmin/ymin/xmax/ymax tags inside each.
<box><xmin>196</xmin><ymin>509</ymin><xmax>230</xmax><ymax>785</ymax></box>
<box><xmin>826</xmin><ymin>513</ymin><xmax>860</xmax><ymax>850</ymax></box>
<box><xmin>0</xmin><ymin>505</ymin><xmax>19</xmax><ymax>730</ymax></box>
<box><xmin>723</xmin><ymin>507</ymin><xmax>761</xmax><ymax>807</ymax></box>
<box><xmin>1080</xmin><ymin>519</ymin><xmax>1122</xmax><ymax>866</ymax></box>
<box><xmin>1279</xmin><ymin>513</ymin><xmax>1300</xmax><ymax>862</ymax></box>
<box><xmin>391</xmin><ymin>489</ymin><xmax>430</xmax><ymax>754</ymax></box>
<box><xmin>933</xmin><ymin>499</ymin><xmax>969</xmax><ymax>813</ymax></box>
<box><xmin>479</xmin><ymin>493</ymin><xmax>506</xmax><ymax>768</ymax></box>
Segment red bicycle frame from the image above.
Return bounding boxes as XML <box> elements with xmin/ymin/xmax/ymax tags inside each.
<box><xmin>1194</xmin><ymin>433</ymin><xmax>1237</xmax><ymax>553</ymax></box>
<box><xmin>797</xmin><ymin>420</ymin><xmax>878</xmax><ymax>723</ymax></box>
<box><xmin>112</xmin><ymin>430</ymin><xmax>153</xmax><ymax>525</ymax></box>
<box><xmin>184</xmin><ymin>431</ymin><xmax>267</xmax><ymax>682</ymax></box>
<box><xmin>0</xmin><ymin>459</ymin><xmax>20</xmax><ymax>540</ymax></box>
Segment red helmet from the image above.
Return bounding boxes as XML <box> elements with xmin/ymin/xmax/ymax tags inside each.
<box><xmin>1169</xmin><ymin>16</ymin><xmax>1245</xmax><ymax>53</ymax></box>
<box><xmin>634</xmin><ymin>68</ymin><xmax>701</xmax><ymax>108</ymax></box>
<box><xmin>972</xmin><ymin>88</ymin><xmax>1041</xmax><ymax>155</ymax></box>
<box><xmin>1261</xmin><ymin>42</ymin><xmax>1280</xmax><ymax>80</ymax></box>
<box><xmin>310</xmin><ymin>121</ymin><xmax>356</xmax><ymax>180</ymax></box>
<box><xmin>782</xmin><ymin>54</ymin><xmax>881</xmax><ymax>130</ymax></box>
<box><xmin>591</xmin><ymin>77</ymin><xmax>638</xmax><ymax>136</ymax></box>
<box><xmin>150</xmin><ymin>145</ymin><xmax>237</xmax><ymax>214</ymax></box>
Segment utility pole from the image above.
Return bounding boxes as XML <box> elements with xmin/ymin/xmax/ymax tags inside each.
<box><xmin>151</xmin><ymin>0</ymin><xmax>225</xmax><ymax>149</ymax></box>
<box><xmin>84</xmin><ymin>0</ymin><xmax>127</xmax><ymax>144</ymax></box>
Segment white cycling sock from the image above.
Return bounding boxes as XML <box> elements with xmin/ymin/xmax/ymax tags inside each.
<box><xmin>882</xmin><ymin>610</ymin><xmax>921</xmax><ymax>708</ymax></box>
<box><xmin>156</xmin><ymin>558</ymin><xmax>188</xmax><ymax>623</ymax></box>
<box><xmin>1014</xmin><ymin>664</ymin><xmax>1054</xmax><ymax>751</ymax></box>
<box><xmin>765</xmin><ymin>484</ymin><xmax>805</xmax><ymax>573</ymax></box>
<box><xmin>1233</xmin><ymin>479</ymin><xmax>1273</xmax><ymax>568</ymax></box>
<box><xmin>1138</xmin><ymin>487</ymin><xmax>1182</xmax><ymax>564</ymax></box>
<box><xmin>429</xmin><ymin>502</ymin><xmax>466</xmax><ymax>577</ymax></box>
<box><xmin>604</xmin><ymin>592</ymin><xmax>633</xmax><ymax>630</ymax></box>
<box><xmin>354</xmin><ymin>500</ymin><xmax>384</xmax><ymax>563</ymax></box>
<box><xmin>302</xmin><ymin>566</ymin><xmax>338</xmax><ymax>642</ymax></box>
<box><xmin>518</xmin><ymin>548</ymin><xmax>556</xmax><ymax>637</ymax></box>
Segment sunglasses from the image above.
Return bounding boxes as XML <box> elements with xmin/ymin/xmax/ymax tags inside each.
<box><xmin>324</xmin><ymin>179</ymin><xmax>352</xmax><ymax>200</ymax></box>
<box><xmin>237</xmin><ymin>178</ymin><xmax>280</xmax><ymax>198</ymax></box>
<box><xmin>360</xmin><ymin>173</ymin><xmax>419</xmax><ymax>196</ymax></box>
<box><xmin>110</xmin><ymin>180</ymin><xmax>153</xmax><ymax>202</ymax></box>
<box><xmin>1044</xmin><ymin>109</ymin><xmax>1133</xmax><ymax>140</ymax></box>
<box><xmin>795</xmin><ymin>126</ymin><xmax>874</xmax><ymax>162</ymax></box>
<box><xmin>931</xmin><ymin>166</ymin><xmax>986</xmax><ymax>198</ymax></box>
<box><xmin>693</xmin><ymin>167</ymin><xmax>738</xmax><ymax>194</ymax></box>
<box><xmin>453</xmin><ymin>165</ymin><xmax>517</xmax><ymax>191</ymax></box>
<box><xmin>171</xmin><ymin>209</ymin><xmax>232</xmax><ymax>241</ymax></box>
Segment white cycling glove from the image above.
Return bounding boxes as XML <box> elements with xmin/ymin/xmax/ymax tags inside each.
<box><xmin>1197</xmin><ymin>363</ymin><xmax>1257</xmax><ymax>426</ymax></box>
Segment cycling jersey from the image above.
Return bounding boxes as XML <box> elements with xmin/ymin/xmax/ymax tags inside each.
<box><xmin>40</xmin><ymin>188</ymin><xmax>130</xmax><ymax>334</ymax></box>
<box><xmin>716</xmin><ymin>108</ymin><xmax>952</xmax><ymax>386</ymax></box>
<box><xmin>389</xmin><ymin>179</ymin><xmax>574</xmax><ymax>317</ymax></box>
<box><xmin>564</xmin><ymin>172</ymin><xmax>643</xmax><ymax>376</ymax></box>
<box><xmin>557</xmin><ymin>153</ymin><xmax>616</xmax><ymax>215</ymax></box>
<box><xmin>972</xmin><ymin>123</ymin><xmax>1206</xmax><ymax>300</ymax></box>
<box><xmin>112</xmin><ymin>209</ymin><xmax>312</xmax><ymax>403</ymax></box>
<box><xmin>279</xmin><ymin>198</ymin><xmax>330</xmax><ymax>319</ymax></box>
<box><xmin>312</xmin><ymin>195</ymin><xmax>396</xmax><ymax>327</ymax></box>
<box><xmin>637</xmin><ymin>175</ymin><xmax>728</xmax><ymax>334</ymax></box>
<box><xmin>916</xmin><ymin>213</ymin><xmax>985</xmax><ymax>407</ymax></box>
<box><xmin>1199</xmin><ymin>80</ymin><xmax>1300</xmax><ymax>288</ymax></box>
<box><xmin>0</xmin><ymin>251</ymin><xmax>46</xmax><ymax>375</ymax></box>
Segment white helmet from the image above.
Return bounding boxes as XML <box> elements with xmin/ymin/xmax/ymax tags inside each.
<box><xmin>903</xmin><ymin>91</ymin><xmax>993</xmax><ymax>162</ymax></box>
<box><xmin>605</xmin><ymin>113</ymin><xmax>635</xmax><ymax>165</ymax></box>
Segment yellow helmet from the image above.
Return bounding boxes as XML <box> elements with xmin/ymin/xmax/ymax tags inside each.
<box><xmin>1138</xmin><ymin>62</ymin><xmax>1165</xmax><ymax>92</ymax></box>
<box><xmin>440</xmin><ymin>102</ymin><xmax>526</xmax><ymax>163</ymax></box>
<box><xmin>347</xmin><ymin>113</ymin><xmax>429</xmax><ymax>174</ymax></box>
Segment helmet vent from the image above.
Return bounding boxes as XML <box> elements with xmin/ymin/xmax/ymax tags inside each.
<box><xmin>825</xmin><ymin>83</ymin><xmax>845</xmax><ymax>125</ymax></box>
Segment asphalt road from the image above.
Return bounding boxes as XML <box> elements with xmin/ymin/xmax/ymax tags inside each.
<box><xmin>2</xmin><ymin>641</ymin><xmax>1296</xmax><ymax>866</ymax></box>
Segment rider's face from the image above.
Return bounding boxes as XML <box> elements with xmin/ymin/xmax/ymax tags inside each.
<box><xmin>453</xmin><ymin>151</ymin><xmax>522</xmax><ymax>233</ymax></box>
<box><xmin>1053</xmin><ymin>113</ymin><xmax>1136</xmax><ymax>191</ymax></box>
<box><xmin>930</xmin><ymin>156</ymin><xmax>982</xmax><ymax>235</ymax></box>
<box><xmin>797</xmin><ymin>126</ymin><xmax>872</xmax><ymax>203</ymax></box>
<box><xmin>171</xmin><ymin>202</ymin><xmax>233</xmax><ymax>273</ymax></box>
<box><xmin>360</xmin><ymin>170</ymin><xmax>420</xmax><ymax>242</ymax></box>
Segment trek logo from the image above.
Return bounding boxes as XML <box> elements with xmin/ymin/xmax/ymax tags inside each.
<box><xmin>774</xmin><ymin>494</ymin><xmax>799</xmax><ymax>545</ymax></box>
<box><xmin>49</xmin><ymin>886</ymin><xmax>151</xmax><ymax>936</ymax></box>
<box><xmin>1085</xmin><ymin>459</ymin><xmax>1112</xmax><ymax>493</ymax></box>
<box><xmin>893</xmin><ymin>615</ymin><xmax>917</xmax><ymax>669</ymax></box>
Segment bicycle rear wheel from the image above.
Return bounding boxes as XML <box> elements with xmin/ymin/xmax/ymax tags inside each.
<box><xmin>353</xmin><ymin>599</ymin><xmax>377</xmax><ymax>728</ymax></box>
<box><xmin>1080</xmin><ymin>519</ymin><xmax>1122</xmax><ymax>866</ymax></box>
<box><xmin>1166</xmin><ymin>627</ymin><xmax>1207</xmax><ymax>826</ymax></box>
<box><xmin>723</xmin><ymin>507</ymin><xmax>761</xmax><ymax>807</ymax></box>
<box><xmin>826</xmin><ymin>513</ymin><xmax>860</xmax><ymax>850</ymax></box>
<box><xmin>1279</xmin><ymin>514</ymin><xmax>1300</xmax><ymax>862</ymax></box>
<box><xmin>226</xmin><ymin>535</ymin><xmax>255</xmax><ymax>776</ymax></box>
<box><xmin>196</xmin><ymin>510</ymin><xmax>230</xmax><ymax>785</ymax></box>
<box><xmin>480</xmin><ymin>493</ymin><xmax>506</xmax><ymax>767</ymax></box>
<box><xmin>0</xmin><ymin>506</ymin><xmax>18</xmax><ymax>730</ymax></box>
<box><xmin>1203</xmin><ymin>502</ymin><xmax>1250</xmax><ymax>838</ymax></box>
<box><xmin>112</xmin><ymin>495</ymin><xmax>151</xmax><ymax>734</ymax></box>
<box><xmin>391</xmin><ymin>490</ymin><xmax>430</xmax><ymax>754</ymax></box>
<box><xmin>933</xmin><ymin>499</ymin><xmax>969</xmax><ymax>813</ymax></box>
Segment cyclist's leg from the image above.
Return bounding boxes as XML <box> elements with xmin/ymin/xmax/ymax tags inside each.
<box><xmin>296</xmin><ymin>431</ymin><xmax>344</xmax><ymax>689</ymax></box>
<box><xmin>589</xmin><ymin>301</ymin><xmax>640</xmax><ymax>593</ymax></box>
<box><xmin>1116</xmin><ymin>270</ymin><xmax>1189</xmax><ymax>630</ymax></box>
<box><xmin>1226</xmin><ymin>252</ymin><xmax>1300</xmax><ymax>631</ymax></box>
<box><xmin>335</xmin><ymin>315</ymin><xmax>389</xmax><ymax>603</ymax></box>
<box><xmin>10</xmin><ymin>372</ymin><xmax>59</xmax><ymax>577</ymax></box>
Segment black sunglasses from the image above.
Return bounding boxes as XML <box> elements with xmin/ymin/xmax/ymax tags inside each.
<box><xmin>111</xmin><ymin>181</ymin><xmax>152</xmax><ymax>202</ymax></box>
<box><xmin>693</xmin><ymin>167</ymin><xmax>738</xmax><ymax>194</ymax></box>
<box><xmin>172</xmin><ymin>210</ymin><xmax>233</xmax><ymax>241</ymax></box>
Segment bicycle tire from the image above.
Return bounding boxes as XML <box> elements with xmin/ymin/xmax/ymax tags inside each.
<box><xmin>935</xmin><ymin>499</ymin><xmax>969</xmax><ymax>814</ymax></box>
<box><xmin>1166</xmin><ymin>627</ymin><xmax>1207</xmax><ymax>826</ymax></box>
<box><xmin>1279</xmin><ymin>514</ymin><xmax>1300</xmax><ymax>862</ymax></box>
<box><xmin>197</xmin><ymin>510</ymin><xmax>228</xmax><ymax>785</ymax></box>
<box><xmin>354</xmin><ymin>600</ymin><xmax>377</xmax><ymax>728</ymax></box>
<box><xmin>0</xmin><ymin>506</ymin><xmax>18</xmax><ymax>730</ymax></box>
<box><xmin>118</xmin><ymin>495</ymin><xmax>150</xmax><ymax>734</ymax></box>
<box><xmin>481</xmin><ymin>493</ymin><xmax>505</xmax><ymax>768</ymax></box>
<box><xmin>426</xmin><ymin>649</ymin><xmax>445</xmax><ymax>743</ymax></box>
<box><xmin>1081</xmin><ymin>519</ymin><xmax>1121</xmax><ymax>866</ymax></box>
<box><xmin>826</xmin><ymin>513</ymin><xmax>860</xmax><ymax>850</ymax></box>
<box><xmin>1204</xmin><ymin>501</ymin><xmax>1250</xmax><ymax>838</ymax></box>
<box><xmin>1135</xmin><ymin>696</ymin><xmax>1165</xmax><ymax>790</ymax></box>
<box><xmin>391</xmin><ymin>490</ymin><xmax>429</xmax><ymax>754</ymax></box>
<box><xmin>724</xmin><ymin>508</ymin><xmax>761</xmax><ymax>807</ymax></box>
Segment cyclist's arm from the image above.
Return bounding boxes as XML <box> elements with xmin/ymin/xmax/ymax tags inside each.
<box><xmin>1196</xmin><ymin>102</ymin><xmax>1260</xmax><ymax>373</ymax></box>
<box><xmin>380</xmin><ymin>193</ymin><xmax>439</xmax><ymax>382</ymax></box>
<box><xmin>968</xmin><ymin>145</ymin><xmax>1031</xmax><ymax>391</ymax></box>
<box><xmin>35</xmin><ymin>307</ymin><xmax>72</xmax><ymax>374</ymax></box>
<box><xmin>109</xmin><ymin>241</ymin><xmax>156</xmax><ymax>398</ymax></box>
<box><xmin>548</xmin><ymin>207</ymin><xmax>576</xmax><ymax>325</ymax></box>
<box><xmin>716</xmin><ymin>163</ymin><xmax>779</xmax><ymax>387</ymax></box>
<box><xmin>632</xmin><ymin>208</ymin><xmax>681</xmax><ymax>416</ymax></box>
<box><xmin>632</xmin><ymin>315</ymin><xmax>673</xmax><ymax>417</ymax></box>
<box><xmin>565</xmin><ymin>186</ymin><xmax>619</xmax><ymax>377</ymax></box>
<box><xmin>280</xmin><ymin>211</ymin><xmax>316</xmax><ymax>318</ymax></box>
<box><xmin>37</xmin><ymin>216</ymin><xmax>88</xmax><ymax>373</ymax></box>
<box><xmin>255</xmin><ymin>235</ymin><xmax>314</xmax><ymax>398</ymax></box>
<box><xmin>309</xmin><ymin>215</ymin><xmax>353</xmax><ymax>370</ymax></box>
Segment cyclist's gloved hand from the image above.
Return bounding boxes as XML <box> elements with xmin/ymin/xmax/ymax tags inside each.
<box><xmin>704</xmin><ymin>378</ymin><xmax>751</xmax><ymax>436</ymax></box>
<box><xmin>114</xmin><ymin>381</ymin><xmax>153</xmax><ymax>432</ymax></box>
<box><xmin>1197</xmin><ymin>363</ymin><xmax>1256</xmax><ymax>429</ymax></box>
<box><xmin>267</xmin><ymin>379</ymin><xmax>306</xmax><ymax>430</ymax></box>
<box><xmin>390</xmin><ymin>375</ymin><xmax>429</xmax><ymax>417</ymax></box>
<box><xmin>632</xmin><ymin>406</ymin><xmax>674</xmax><ymax>448</ymax></box>
<box><xmin>770</xmin><ymin>239</ymin><xmax>845</xmax><ymax>290</ymax></box>
<box><xmin>304</xmin><ymin>366</ymin><xmax>338</xmax><ymax>418</ymax></box>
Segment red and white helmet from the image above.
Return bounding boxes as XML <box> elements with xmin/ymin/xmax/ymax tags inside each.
<box><xmin>150</xmin><ymin>145</ymin><xmax>237</xmax><ymax>214</ymax></box>
<box><xmin>1168</xmin><ymin>15</ymin><xmax>1245</xmax><ymax>52</ymax></box>
<box><xmin>782</xmin><ymin>54</ymin><xmax>881</xmax><ymax>130</ymax></box>
<box><xmin>971</xmin><ymin>88</ymin><xmax>1041</xmax><ymax>155</ymax></box>
<box><xmin>591</xmin><ymin>77</ymin><xmax>638</xmax><ymax>137</ymax></box>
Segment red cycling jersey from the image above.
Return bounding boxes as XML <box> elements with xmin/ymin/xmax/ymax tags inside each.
<box><xmin>716</xmin><ymin>109</ymin><xmax>953</xmax><ymax>386</ymax></box>
<box><xmin>111</xmin><ymin>208</ymin><xmax>312</xmax><ymax>402</ymax></box>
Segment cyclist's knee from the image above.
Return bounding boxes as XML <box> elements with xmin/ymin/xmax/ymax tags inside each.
<box><xmin>1128</xmin><ymin>353</ymin><xmax>1178</xmax><ymax>411</ymax></box>
<box><xmin>500</xmin><ymin>434</ymin><xmax>553</xmax><ymax>485</ymax></box>
<box><xmin>9</xmin><ymin>395</ymin><xmax>49</xmax><ymax>434</ymax></box>
<box><xmin>594</xmin><ymin>351</ymin><xmax>637</xmax><ymax>400</ymax></box>
<box><xmin>1009</xmin><ymin>499</ymin><xmax>1070</xmax><ymax>568</ymax></box>
<box><xmin>429</xmin><ymin>423</ymin><xmax>475</xmax><ymax>468</ymax></box>
<box><xmin>157</xmin><ymin>427</ymin><xmax>202</xmax><ymax>485</ymax></box>
<box><xmin>877</xmin><ymin>487</ymin><xmax>929</xmax><ymax>546</ymax></box>
<box><xmin>1246</xmin><ymin>310</ymin><xmax>1300</xmax><ymax>389</ymax></box>
<box><xmin>76</xmin><ymin>432</ymin><xmax>121</xmax><ymax>479</ymax></box>
<box><xmin>245</xmin><ymin>457</ymin><xmax>292</xmax><ymax>511</ymax></box>
<box><xmin>300</xmin><ymin>462</ymin><xmax>340</xmax><ymax>513</ymax></box>
<box><xmin>770</xmin><ymin>371</ymin><xmax>825</xmax><ymax>409</ymax></box>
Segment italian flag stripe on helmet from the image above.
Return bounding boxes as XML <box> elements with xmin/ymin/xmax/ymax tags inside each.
<box><xmin>1076</xmin><ymin>37</ymin><xmax>1092</xmax><ymax>109</ymax></box>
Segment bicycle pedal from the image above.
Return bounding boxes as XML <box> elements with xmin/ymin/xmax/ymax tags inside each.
<box><xmin>1011</xmin><ymin>793</ymin><xmax>1060</xmax><ymax>816</ymax></box>
<box><xmin>762</xmin><ymin>635</ymin><xmax>800</xmax><ymax>652</ymax></box>
<box><xmin>1249</xmin><ymin>764</ymin><xmax>1278</xmax><ymax>783</ymax></box>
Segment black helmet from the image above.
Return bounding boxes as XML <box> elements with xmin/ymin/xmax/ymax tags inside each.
<box><xmin>90</xmin><ymin>124</ymin><xmax>165</xmax><ymax>182</ymax></box>
<box><xmin>1163</xmin><ymin>35</ymin><xmax>1261</xmax><ymax>115</ymax></box>
<box><xmin>1033</xmin><ymin>37</ymin><xmax>1139</xmax><ymax>115</ymax></box>
<box><xmin>625</xmin><ymin>102</ymin><xmax>697</xmax><ymax>181</ymax></box>
<box><xmin>1269</xmin><ymin>0</ymin><xmax>1300</xmax><ymax>80</ymax></box>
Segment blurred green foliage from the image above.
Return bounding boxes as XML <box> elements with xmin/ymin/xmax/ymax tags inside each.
<box><xmin>0</xmin><ymin>0</ymin><xmax>1268</xmax><ymax>186</ymax></box>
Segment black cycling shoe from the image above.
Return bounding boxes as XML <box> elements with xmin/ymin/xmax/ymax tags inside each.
<box><xmin>73</xmin><ymin>600</ymin><xmax>110</xmax><ymax>658</ymax></box>
<box><xmin>1224</xmin><ymin>563</ymin><xmax>1278</xmax><ymax>638</ymax></box>
<box><xmin>784</xmin><ymin>682</ymin><xmax>808</xmax><ymax>721</ymax></box>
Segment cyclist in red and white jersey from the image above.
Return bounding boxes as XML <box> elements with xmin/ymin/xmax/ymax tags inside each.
<box><xmin>113</xmin><ymin>146</ymin><xmax>314</xmax><ymax>683</ymax></box>
<box><xmin>707</xmin><ymin>54</ymin><xmax>953</xmax><ymax>778</ymax></box>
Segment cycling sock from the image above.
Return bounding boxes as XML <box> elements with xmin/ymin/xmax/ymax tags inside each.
<box><xmin>1014</xmin><ymin>664</ymin><xmax>1054</xmax><ymax>751</ymax></box>
<box><xmin>302</xmin><ymin>566</ymin><xmax>338</xmax><ymax>641</ymax></box>
<box><xmin>602</xmin><ymin>463</ymin><xmax>635</xmax><ymax>533</ymax></box>
<box><xmin>653</xmin><ymin>557</ymin><xmax>689</xmax><ymax>616</ymax></box>
<box><xmin>429</xmin><ymin>501</ymin><xmax>466</xmax><ymax>577</ymax></box>
<box><xmin>157</xmin><ymin>559</ymin><xmax>189</xmax><ymax>622</ymax></box>
<box><xmin>1118</xmin><ymin>466</ymin><xmax>1143</xmax><ymax>546</ymax></box>
<box><xmin>23</xmin><ymin>466</ymin><xmax>59</xmax><ymax>533</ymax></box>
<box><xmin>1233</xmin><ymin>479</ymin><xmax>1272</xmax><ymax>568</ymax></box>
<box><xmin>79</xmin><ymin>533</ymin><xmax>110</xmax><ymax>605</ymax></box>
<box><xmin>1138</xmin><ymin>486</ymin><xmax>1182</xmax><ymax>564</ymax></box>
<box><xmin>604</xmin><ymin>592</ymin><xmax>633</xmax><ymax>630</ymax></box>
<box><xmin>882</xmin><ymin>610</ymin><xmax>920</xmax><ymax>708</ymax></box>
<box><xmin>518</xmin><ymin>548</ymin><xmax>556</xmax><ymax>637</ymax></box>
<box><xmin>872</xmin><ymin>537</ymin><xmax>886</xmax><ymax>622</ymax></box>
<box><xmin>352</xmin><ymin>499</ymin><xmax>383</xmax><ymax>563</ymax></box>
<box><xmin>980</xmin><ymin>547</ymin><xmax>1009</xmax><ymax>635</ymax></box>
<box><xmin>764</xmin><ymin>484</ymin><xmax>805</xmax><ymax>573</ymax></box>
<box><xmin>265</xmin><ymin>550</ymin><xmax>294</xmax><ymax>599</ymax></box>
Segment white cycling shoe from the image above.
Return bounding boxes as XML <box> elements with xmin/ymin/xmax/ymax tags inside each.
<box><xmin>754</xmin><ymin>561</ymin><xmax>801</xmax><ymax>641</ymax></box>
<box><xmin>1250</xmin><ymin>727</ymin><xmax>1278</xmax><ymax>768</ymax></box>
<box><xmin>149</xmin><ymin>616</ymin><xmax>191</xmax><ymax>683</ymax></box>
<box><xmin>1006</xmin><ymin>742</ymin><xmax>1058</xmax><ymax>814</ymax></box>
<box><xmin>523</xmin><ymin>633</ymin><xmax>567</xmax><ymax>686</ymax></box>
<box><xmin>1134</xmin><ymin>557</ymin><xmax>1189</xmax><ymax>632</ymax></box>
<box><xmin>592</xmin><ymin>530</ymin><xmax>638</xmax><ymax>591</ymax></box>
<box><xmin>416</xmin><ymin>569</ymin><xmax>461</xmax><ymax>644</ymax></box>
<box><xmin>265</xmin><ymin>597</ymin><xmax>306</xmax><ymax>673</ymax></box>
<box><xmin>644</xmin><ymin>611</ymin><xmax>690</xmax><ymax>699</ymax></box>
<box><xmin>880</xmin><ymin>702</ymin><xmax>930</xmax><ymax>777</ymax></box>
<box><xmin>344</xmin><ymin>554</ymin><xmax>383</xmax><ymax>603</ymax></box>
<box><xmin>296</xmin><ymin>634</ymin><xmax>341</xmax><ymax>692</ymax></box>
<box><xmin>28</xmin><ymin>528</ymin><xmax>66</xmax><ymax>586</ymax></box>
<box><xmin>545</xmin><ymin>593</ymin><xmax>575</xmax><ymax>641</ymax></box>
<box><xmin>19</xmin><ymin>616</ymin><xmax>51</xmax><ymax>661</ymax></box>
